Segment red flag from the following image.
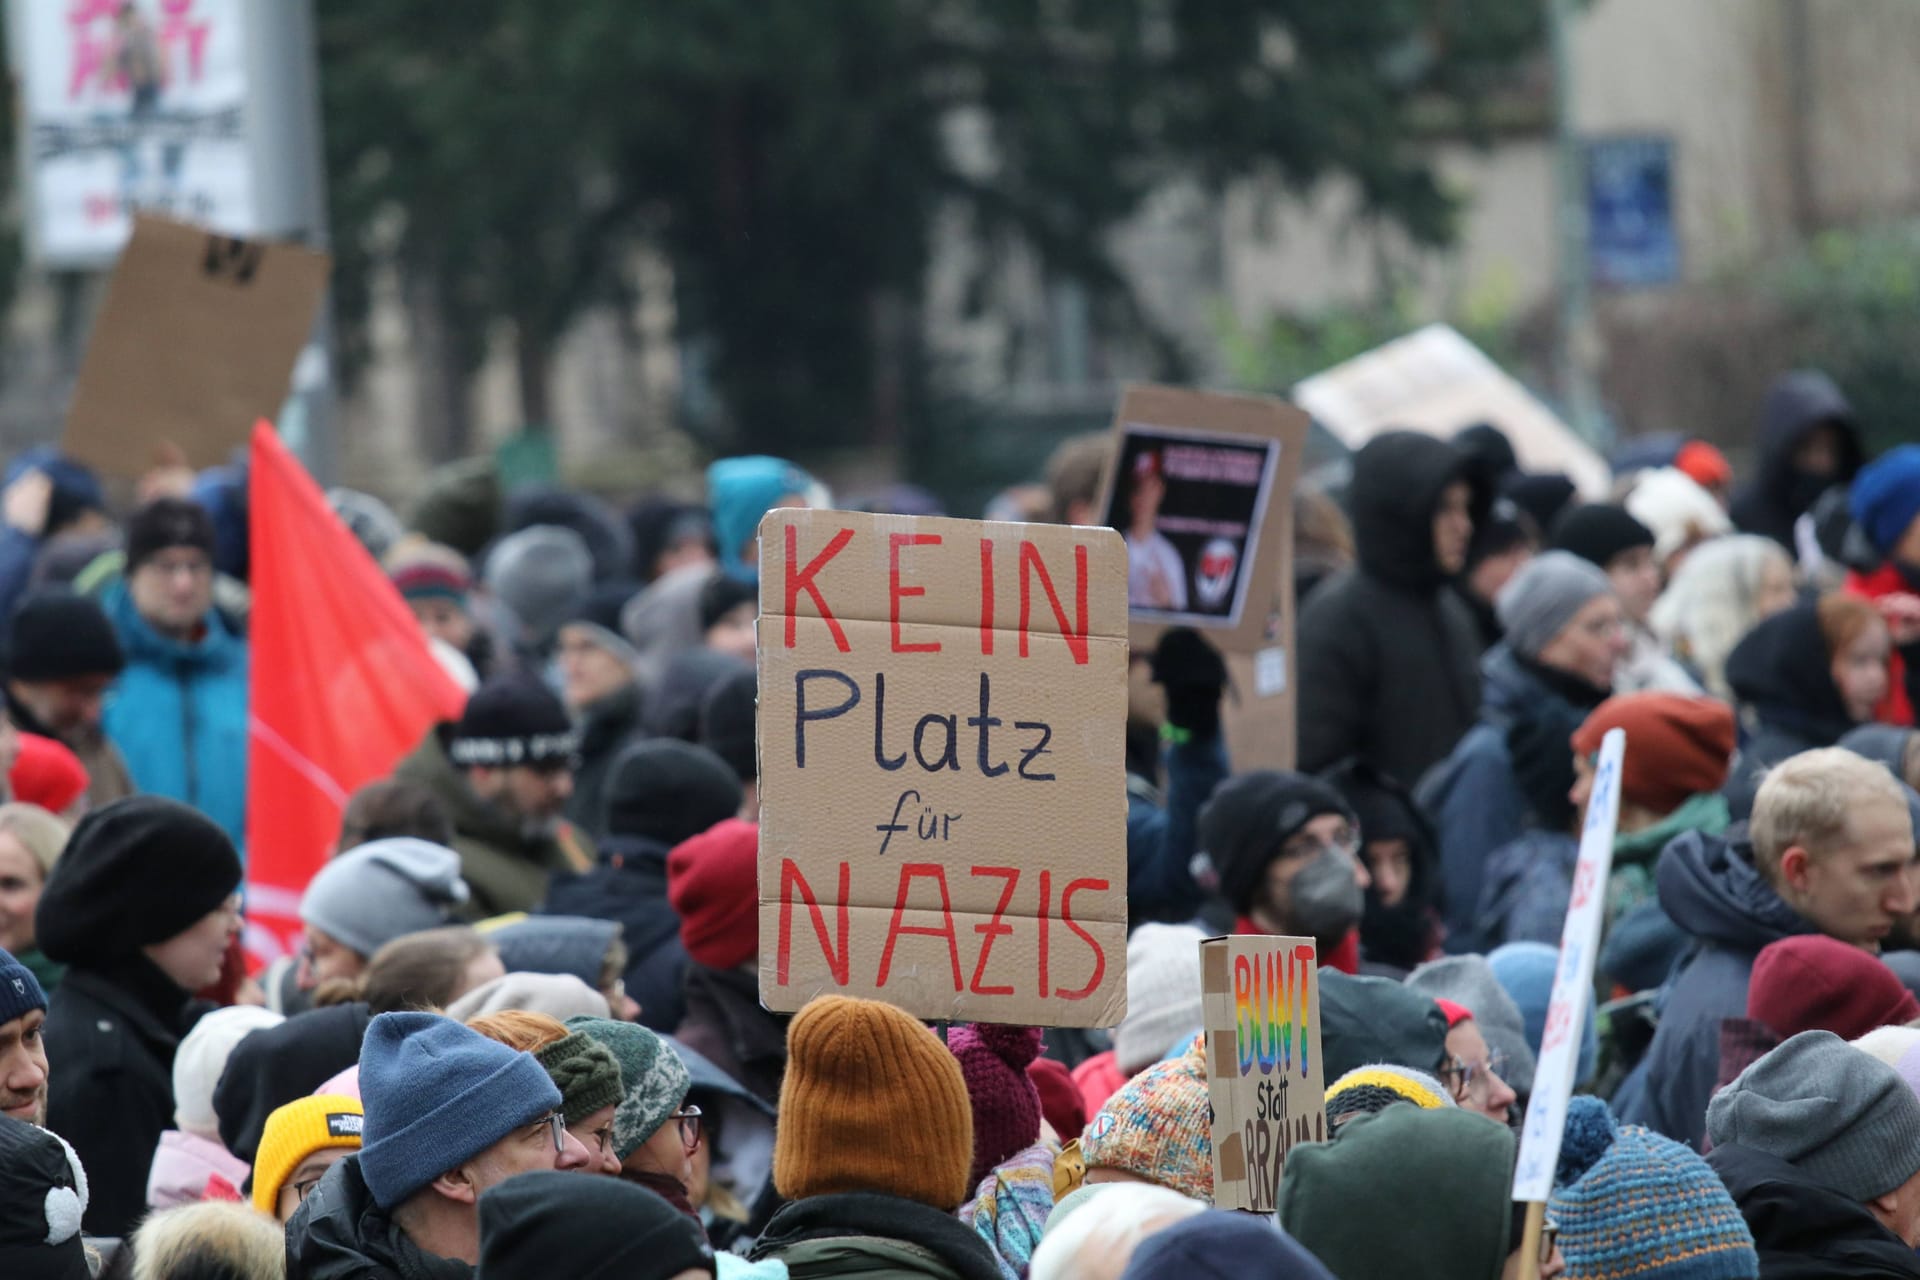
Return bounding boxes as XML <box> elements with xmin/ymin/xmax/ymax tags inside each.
<box><xmin>244</xmin><ymin>422</ymin><xmax>467</xmax><ymax>963</ymax></box>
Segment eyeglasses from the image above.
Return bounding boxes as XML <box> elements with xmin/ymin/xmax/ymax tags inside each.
<box><xmin>573</xmin><ymin>1120</ymin><xmax>615</xmax><ymax>1159</ymax></box>
<box><xmin>533</xmin><ymin>1110</ymin><xmax>567</xmax><ymax>1156</ymax></box>
<box><xmin>1438</xmin><ymin>1051</ymin><xmax>1510</xmax><ymax>1104</ymax></box>
<box><xmin>1279</xmin><ymin>827</ymin><xmax>1360</xmax><ymax>863</ymax></box>
<box><xmin>289</xmin><ymin>1172</ymin><xmax>327</xmax><ymax>1204</ymax></box>
<box><xmin>673</xmin><ymin>1105</ymin><xmax>703</xmax><ymax>1152</ymax></box>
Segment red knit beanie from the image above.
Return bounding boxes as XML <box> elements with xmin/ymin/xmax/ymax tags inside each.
<box><xmin>666</xmin><ymin>819</ymin><xmax>759</xmax><ymax>970</ymax></box>
<box><xmin>948</xmin><ymin>1023</ymin><xmax>1044</xmax><ymax>1189</ymax></box>
<box><xmin>1569</xmin><ymin>693</ymin><xmax>1736</xmax><ymax>815</ymax></box>
<box><xmin>1748</xmin><ymin>934</ymin><xmax>1920</xmax><ymax>1041</ymax></box>
<box><xmin>11</xmin><ymin>733</ymin><xmax>88</xmax><ymax>815</ymax></box>
<box><xmin>1027</xmin><ymin>1056</ymin><xmax>1085</xmax><ymax>1144</ymax></box>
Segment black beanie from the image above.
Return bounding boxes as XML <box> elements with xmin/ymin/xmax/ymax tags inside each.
<box><xmin>124</xmin><ymin>497</ymin><xmax>216</xmax><ymax>575</ymax></box>
<box><xmin>1550</xmin><ymin>503</ymin><xmax>1654</xmax><ymax>570</ymax></box>
<box><xmin>479</xmin><ymin>1170</ymin><xmax>714</xmax><ymax>1278</ymax></box>
<box><xmin>698</xmin><ymin>570</ymin><xmax>757</xmax><ymax>633</ymax></box>
<box><xmin>603</xmin><ymin>739</ymin><xmax>743</xmax><ymax>847</ymax></box>
<box><xmin>1500</xmin><ymin>472</ymin><xmax>1578</xmax><ymax>539</ymax></box>
<box><xmin>6</xmin><ymin>589</ymin><xmax>124</xmax><ymax>682</ymax></box>
<box><xmin>448</xmin><ymin>674</ymin><xmax>577</xmax><ymax>769</ymax></box>
<box><xmin>1197</xmin><ymin>771</ymin><xmax>1356</xmax><ymax>915</ymax></box>
<box><xmin>34</xmin><ymin>797</ymin><xmax>241</xmax><ymax>965</ymax></box>
<box><xmin>0</xmin><ymin>1113</ymin><xmax>89</xmax><ymax>1280</ymax></box>
<box><xmin>214</xmin><ymin>1002</ymin><xmax>373</xmax><ymax>1163</ymax></box>
<box><xmin>699</xmin><ymin>667</ymin><xmax>757</xmax><ymax>784</ymax></box>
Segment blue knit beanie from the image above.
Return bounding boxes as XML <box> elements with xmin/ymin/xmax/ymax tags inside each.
<box><xmin>1488</xmin><ymin>942</ymin><xmax>1597</xmax><ymax>1087</ymax></box>
<box><xmin>707</xmin><ymin>455</ymin><xmax>816</xmax><ymax>584</ymax></box>
<box><xmin>1850</xmin><ymin>444</ymin><xmax>1920</xmax><ymax>558</ymax></box>
<box><xmin>355</xmin><ymin>1012</ymin><xmax>561</xmax><ymax>1210</ymax></box>
<box><xmin>0</xmin><ymin>948</ymin><xmax>45</xmax><ymax>1026</ymax></box>
<box><xmin>1550</xmin><ymin>1096</ymin><xmax>1757</xmax><ymax>1279</ymax></box>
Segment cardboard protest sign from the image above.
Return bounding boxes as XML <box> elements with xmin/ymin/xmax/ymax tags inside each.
<box><xmin>1202</xmin><ymin>933</ymin><xmax>1326</xmax><ymax>1213</ymax></box>
<box><xmin>1512</xmin><ymin>728</ymin><xmax>1626</xmax><ymax>1203</ymax></box>
<box><xmin>756</xmin><ymin>508</ymin><xmax>1130</xmax><ymax>1027</ymax></box>
<box><xmin>63</xmin><ymin>213</ymin><xmax>330</xmax><ymax>475</ymax></box>
<box><xmin>1293</xmin><ymin>324</ymin><xmax>1611</xmax><ymax>499</ymax></box>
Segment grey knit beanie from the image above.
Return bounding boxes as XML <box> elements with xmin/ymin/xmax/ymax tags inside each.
<box><xmin>1495</xmin><ymin>550</ymin><xmax>1614</xmax><ymax>660</ymax></box>
<box><xmin>1706</xmin><ymin>1029</ymin><xmax>1920</xmax><ymax>1201</ymax></box>
<box><xmin>299</xmin><ymin>838</ymin><xmax>470</xmax><ymax>959</ymax></box>
<box><xmin>484</xmin><ymin>525</ymin><xmax>593</xmax><ymax>645</ymax></box>
<box><xmin>1114</xmin><ymin>924</ymin><xmax>1206</xmax><ymax>1075</ymax></box>
<box><xmin>1405</xmin><ymin>955</ymin><xmax>1538</xmax><ymax>1096</ymax></box>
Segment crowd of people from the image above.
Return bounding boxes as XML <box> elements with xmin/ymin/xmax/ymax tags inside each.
<box><xmin>5</xmin><ymin>366</ymin><xmax>1920</xmax><ymax>1277</ymax></box>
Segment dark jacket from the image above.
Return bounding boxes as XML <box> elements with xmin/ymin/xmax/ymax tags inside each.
<box><xmin>563</xmin><ymin>683</ymin><xmax>646</xmax><ymax>838</ymax></box>
<box><xmin>395</xmin><ymin>732</ymin><xmax>590</xmax><ymax>917</ymax></box>
<box><xmin>1322</xmin><ymin>757</ymin><xmax>1443</xmax><ymax>972</ymax></box>
<box><xmin>543</xmin><ymin>833</ymin><xmax>687</xmax><ymax>1033</ymax></box>
<box><xmin>1418</xmin><ymin>645</ymin><xmax>1608</xmax><ymax>952</ymax></box>
<box><xmin>1297</xmin><ymin>433</ymin><xmax>1488</xmax><ymax>785</ymax></box>
<box><xmin>1614</xmin><ymin>829</ymin><xmax>1811</xmax><ymax>1150</ymax></box>
<box><xmin>287</xmin><ymin>1154</ymin><xmax>472</xmax><ymax>1280</ymax></box>
<box><xmin>674</xmin><ymin>962</ymin><xmax>791</xmax><ymax>1110</ymax></box>
<box><xmin>1725</xmin><ymin>602</ymin><xmax>1859</xmax><ymax>770</ymax></box>
<box><xmin>43</xmin><ymin>955</ymin><xmax>210</xmax><ymax>1237</ymax></box>
<box><xmin>5</xmin><ymin>685</ymin><xmax>137</xmax><ymax>811</ymax></box>
<box><xmin>1709</xmin><ymin>1142</ymin><xmax>1920</xmax><ymax>1279</ymax></box>
<box><xmin>750</xmin><ymin>1192</ymin><xmax>1006</xmax><ymax>1280</ymax></box>
<box><xmin>1125</xmin><ymin>735</ymin><xmax>1228</xmax><ymax>927</ymax></box>
<box><xmin>1731</xmin><ymin>371</ymin><xmax>1864</xmax><ymax>550</ymax></box>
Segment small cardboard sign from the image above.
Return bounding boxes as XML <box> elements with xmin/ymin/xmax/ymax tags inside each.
<box><xmin>1201</xmin><ymin>933</ymin><xmax>1326</xmax><ymax>1213</ymax></box>
<box><xmin>1512</xmin><ymin>728</ymin><xmax>1626</xmax><ymax>1203</ymax></box>
<box><xmin>756</xmin><ymin>508</ymin><xmax>1129</xmax><ymax>1027</ymax></box>
<box><xmin>63</xmin><ymin>213</ymin><xmax>331</xmax><ymax>475</ymax></box>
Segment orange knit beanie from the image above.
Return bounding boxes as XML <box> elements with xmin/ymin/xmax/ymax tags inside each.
<box><xmin>773</xmin><ymin>995</ymin><xmax>975</xmax><ymax>1210</ymax></box>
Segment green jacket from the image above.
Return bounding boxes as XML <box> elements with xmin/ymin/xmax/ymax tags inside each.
<box><xmin>751</xmin><ymin>1194</ymin><xmax>1004</xmax><ymax>1280</ymax></box>
<box><xmin>395</xmin><ymin>732</ymin><xmax>592</xmax><ymax>917</ymax></box>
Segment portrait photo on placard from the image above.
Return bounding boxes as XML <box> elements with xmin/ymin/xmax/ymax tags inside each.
<box><xmin>1103</xmin><ymin>423</ymin><xmax>1281</xmax><ymax>629</ymax></box>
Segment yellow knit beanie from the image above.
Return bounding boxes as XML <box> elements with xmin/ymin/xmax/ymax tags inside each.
<box><xmin>250</xmin><ymin>1094</ymin><xmax>364</xmax><ymax>1215</ymax></box>
<box><xmin>773</xmin><ymin>995</ymin><xmax>974</xmax><ymax>1210</ymax></box>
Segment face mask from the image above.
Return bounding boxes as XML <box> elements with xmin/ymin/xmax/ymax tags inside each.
<box><xmin>1283</xmin><ymin>845</ymin><xmax>1365</xmax><ymax>942</ymax></box>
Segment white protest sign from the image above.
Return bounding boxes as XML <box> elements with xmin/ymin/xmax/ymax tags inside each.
<box><xmin>1512</xmin><ymin>727</ymin><xmax>1625</xmax><ymax>1203</ymax></box>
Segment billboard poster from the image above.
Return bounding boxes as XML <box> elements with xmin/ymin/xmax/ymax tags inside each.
<box><xmin>17</xmin><ymin>0</ymin><xmax>255</xmax><ymax>265</ymax></box>
<box><xmin>1587</xmin><ymin>135</ymin><xmax>1679</xmax><ymax>289</ymax></box>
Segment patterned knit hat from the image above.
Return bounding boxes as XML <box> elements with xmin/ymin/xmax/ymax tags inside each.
<box><xmin>1550</xmin><ymin>1096</ymin><xmax>1758</xmax><ymax>1279</ymax></box>
<box><xmin>565</xmin><ymin>1017</ymin><xmax>691</xmax><ymax>1161</ymax></box>
<box><xmin>250</xmin><ymin>1095</ymin><xmax>364</xmax><ymax>1216</ymax></box>
<box><xmin>533</xmin><ymin>1032</ymin><xmax>626</xmax><ymax>1127</ymax></box>
<box><xmin>1080</xmin><ymin>1039</ymin><xmax>1212</xmax><ymax>1202</ymax></box>
<box><xmin>949</xmin><ymin>1023</ymin><xmax>1044</xmax><ymax>1188</ymax></box>
<box><xmin>1325</xmin><ymin>1063</ymin><xmax>1456</xmax><ymax>1133</ymax></box>
<box><xmin>774</xmin><ymin>995</ymin><xmax>974</xmax><ymax>1211</ymax></box>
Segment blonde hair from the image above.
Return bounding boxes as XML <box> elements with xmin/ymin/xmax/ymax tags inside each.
<box><xmin>466</xmin><ymin>1009</ymin><xmax>569</xmax><ymax>1052</ymax></box>
<box><xmin>1751</xmin><ymin>747</ymin><xmax>1908</xmax><ymax>881</ymax></box>
<box><xmin>1648</xmin><ymin>535</ymin><xmax>1793</xmax><ymax>701</ymax></box>
<box><xmin>0</xmin><ymin>803</ymin><xmax>71</xmax><ymax>878</ymax></box>
<box><xmin>131</xmin><ymin>1200</ymin><xmax>285</xmax><ymax>1280</ymax></box>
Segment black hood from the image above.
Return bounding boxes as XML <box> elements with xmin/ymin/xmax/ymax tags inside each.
<box><xmin>1707</xmin><ymin>1142</ymin><xmax>1919</xmax><ymax>1279</ymax></box>
<box><xmin>1724</xmin><ymin>603</ymin><xmax>1857</xmax><ymax>749</ymax></box>
<box><xmin>1320</xmin><ymin>758</ymin><xmax>1440</xmax><ymax>970</ymax></box>
<box><xmin>1347</xmin><ymin>432</ymin><xmax>1489</xmax><ymax>592</ymax></box>
<box><xmin>1732</xmin><ymin>371</ymin><xmax>1864</xmax><ymax>543</ymax></box>
<box><xmin>289</xmin><ymin>1155</ymin><xmax>472</xmax><ymax>1280</ymax></box>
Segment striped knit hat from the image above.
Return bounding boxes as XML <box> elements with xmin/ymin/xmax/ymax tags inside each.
<box><xmin>1550</xmin><ymin>1096</ymin><xmax>1758</xmax><ymax>1279</ymax></box>
<box><xmin>1080</xmin><ymin>1039</ymin><xmax>1212</xmax><ymax>1202</ymax></box>
<box><xmin>1325</xmin><ymin>1063</ymin><xmax>1455</xmax><ymax>1133</ymax></box>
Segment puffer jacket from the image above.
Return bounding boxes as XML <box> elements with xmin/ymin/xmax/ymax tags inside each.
<box><xmin>287</xmin><ymin>1154</ymin><xmax>472</xmax><ymax>1280</ymax></box>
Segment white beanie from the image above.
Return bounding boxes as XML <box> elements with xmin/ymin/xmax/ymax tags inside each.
<box><xmin>1113</xmin><ymin>923</ymin><xmax>1207</xmax><ymax>1075</ymax></box>
<box><xmin>172</xmin><ymin>1005</ymin><xmax>284</xmax><ymax>1140</ymax></box>
<box><xmin>1625</xmin><ymin>467</ymin><xmax>1732</xmax><ymax>567</ymax></box>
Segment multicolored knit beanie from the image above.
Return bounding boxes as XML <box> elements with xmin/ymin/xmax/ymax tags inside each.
<box><xmin>1079</xmin><ymin>1039</ymin><xmax>1212</xmax><ymax>1202</ymax></box>
<box><xmin>1325</xmin><ymin>1062</ymin><xmax>1455</xmax><ymax>1133</ymax></box>
<box><xmin>1551</xmin><ymin>1096</ymin><xmax>1758</xmax><ymax>1279</ymax></box>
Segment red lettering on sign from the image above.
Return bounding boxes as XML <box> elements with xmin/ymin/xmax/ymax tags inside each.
<box><xmin>1054</xmin><ymin>876</ymin><xmax>1108</xmax><ymax>998</ymax></box>
<box><xmin>979</xmin><ymin>538</ymin><xmax>996</xmax><ymax>657</ymax></box>
<box><xmin>888</xmin><ymin>532</ymin><xmax>942</xmax><ymax>654</ymax></box>
<box><xmin>876</xmin><ymin>863</ymin><xmax>963</xmax><ymax>991</ymax></box>
<box><xmin>1037</xmin><ymin>870</ymin><xmax>1052</xmax><ymax>998</ymax></box>
<box><xmin>775</xmin><ymin>858</ymin><xmax>850</xmax><ymax>987</ymax></box>
<box><xmin>968</xmin><ymin>866</ymin><xmax>1021</xmax><ymax>995</ymax></box>
<box><xmin>784</xmin><ymin>524</ymin><xmax>854</xmax><ymax>652</ymax></box>
<box><xmin>1018</xmin><ymin>541</ymin><xmax>1090</xmax><ymax>665</ymax></box>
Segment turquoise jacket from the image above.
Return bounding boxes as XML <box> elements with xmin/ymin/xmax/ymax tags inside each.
<box><xmin>101</xmin><ymin>582</ymin><xmax>249</xmax><ymax>853</ymax></box>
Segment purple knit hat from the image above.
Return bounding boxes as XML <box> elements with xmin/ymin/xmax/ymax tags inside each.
<box><xmin>949</xmin><ymin>1023</ymin><xmax>1045</xmax><ymax>1188</ymax></box>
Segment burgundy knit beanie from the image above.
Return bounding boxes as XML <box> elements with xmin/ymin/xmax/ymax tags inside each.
<box><xmin>1748</xmin><ymin>934</ymin><xmax>1920</xmax><ymax>1041</ymax></box>
<box><xmin>948</xmin><ymin>1023</ymin><xmax>1044</xmax><ymax>1189</ymax></box>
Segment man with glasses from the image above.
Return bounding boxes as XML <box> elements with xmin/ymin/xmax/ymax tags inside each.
<box><xmin>1431</xmin><ymin>999</ymin><xmax>1520</xmax><ymax>1126</ymax></box>
<box><xmin>287</xmin><ymin>1011</ymin><xmax>591</xmax><ymax>1275</ymax></box>
<box><xmin>1196</xmin><ymin>770</ymin><xmax>1372</xmax><ymax>973</ymax></box>
<box><xmin>100</xmin><ymin>497</ymin><xmax>249</xmax><ymax>847</ymax></box>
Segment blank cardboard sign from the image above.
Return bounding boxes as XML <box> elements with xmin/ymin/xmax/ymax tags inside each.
<box><xmin>63</xmin><ymin>213</ymin><xmax>330</xmax><ymax>475</ymax></box>
<box><xmin>756</xmin><ymin>508</ymin><xmax>1129</xmax><ymax>1027</ymax></box>
<box><xmin>1202</xmin><ymin>933</ymin><xmax>1326</xmax><ymax>1213</ymax></box>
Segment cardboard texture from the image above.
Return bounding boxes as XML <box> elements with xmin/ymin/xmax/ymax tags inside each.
<box><xmin>1201</xmin><ymin>933</ymin><xmax>1325</xmax><ymax>1214</ymax></box>
<box><xmin>63</xmin><ymin>213</ymin><xmax>331</xmax><ymax>475</ymax></box>
<box><xmin>1292</xmin><ymin>324</ymin><xmax>1611</xmax><ymax>499</ymax></box>
<box><xmin>756</xmin><ymin>508</ymin><xmax>1130</xmax><ymax>1027</ymax></box>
